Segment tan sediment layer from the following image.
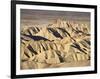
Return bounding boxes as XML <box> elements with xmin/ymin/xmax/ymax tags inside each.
<box><xmin>20</xmin><ymin>19</ymin><xmax>90</xmax><ymax>69</ymax></box>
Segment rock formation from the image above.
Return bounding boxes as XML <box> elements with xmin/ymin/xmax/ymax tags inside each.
<box><xmin>20</xmin><ymin>19</ymin><xmax>90</xmax><ymax>69</ymax></box>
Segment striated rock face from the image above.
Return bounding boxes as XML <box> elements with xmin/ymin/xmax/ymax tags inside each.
<box><xmin>21</xmin><ymin>19</ymin><xmax>90</xmax><ymax>69</ymax></box>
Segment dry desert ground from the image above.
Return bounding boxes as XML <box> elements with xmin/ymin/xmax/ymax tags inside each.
<box><xmin>20</xmin><ymin>19</ymin><xmax>91</xmax><ymax>69</ymax></box>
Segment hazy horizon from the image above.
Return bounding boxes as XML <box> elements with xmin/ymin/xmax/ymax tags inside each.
<box><xmin>21</xmin><ymin>9</ymin><xmax>90</xmax><ymax>26</ymax></box>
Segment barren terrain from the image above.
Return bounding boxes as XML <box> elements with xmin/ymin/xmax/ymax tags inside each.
<box><xmin>20</xmin><ymin>19</ymin><xmax>91</xmax><ymax>69</ymax></box>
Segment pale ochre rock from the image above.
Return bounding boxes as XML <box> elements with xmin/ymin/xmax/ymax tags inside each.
<box><xmin>36</xmin><ymin>51</ymin><xmax>46</xmax><ymax>63</ymax></box>
<box><xmin>61</xmin><ymin>37</ymin><xmax>72</xmax><ymax>44</ymax></box>
<box><xmin>20</xmin><ymin>19</ymin><xmax>90</xmax><ymax>69</ymax></box>
<box><xmin>36</xmin><ymin>62</ymin><xmax>49</xmax><ymax>69</ymax></box>
<box><xmin>28</xmin><ymin>55</ymin><xmax>36</xmax><ymax>61</ymax></box>
<box><xmin>24</xmin><ymin>47</ymin><xmax>33</xmax><ymax>58</ymax></box>
<box><xmin>21</xmin><ymin>61</ymin><xmax>37</xmax><ymax>69</ymax></box>
<box><xmin>46</xmin><ymin>58</ymin><xmax>60</xmax><ymax>64</ymax></box>
<box><xmin>45</xmin><ymin>50</ymin><xmax>61</xmax><ymax>64</ymax></box>
<box><xmin>21</xmin><ymin>61</ymin><xmax>30</xmax><ymax>69</ymax></box>
<box><xmin>35</xmin><ymin>27</ymin><xmax>58</xmax><ymax>41</ymax></box>
<box><xmin>64</xmin><ymin>54</ymin><xmax>75</xmax><ymax>62</ymax></box>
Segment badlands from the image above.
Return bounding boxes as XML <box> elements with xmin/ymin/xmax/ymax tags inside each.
<box><xmin>20</xmin><ymin>19</ymin><xmax>90</xmax><ymax>69</ymax></box>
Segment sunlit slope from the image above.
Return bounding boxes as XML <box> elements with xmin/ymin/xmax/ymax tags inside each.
<box><xmin>20</xmin><ymin>19</ymin><xmax>90</xmax><ymax>69</ymax></box>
